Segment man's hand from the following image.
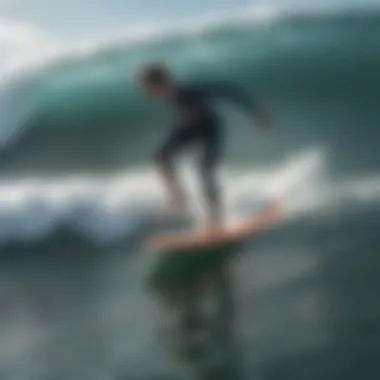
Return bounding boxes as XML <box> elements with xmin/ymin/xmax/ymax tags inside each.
<box><xmin>253</xmin><ymin>107</ymin><xmax>274</xmax><ymax>130</ymax></box>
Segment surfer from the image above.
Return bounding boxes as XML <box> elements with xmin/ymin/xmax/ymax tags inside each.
<box><xmin>138</xmin><ymin>63</ymin><xmax>274</xmax><ymax>229</ymax></box>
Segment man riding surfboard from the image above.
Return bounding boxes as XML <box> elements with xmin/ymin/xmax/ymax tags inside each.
<box><xmin>138</xmin><ymin>63</ymin><xmax>274</xmax><ymax>229</ymax></box>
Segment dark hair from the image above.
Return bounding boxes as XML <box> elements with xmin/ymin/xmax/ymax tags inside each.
<box><xmin>140</xmin><ymin>63</ymin><xmax>171</xmax><ymax>86</ymax></box>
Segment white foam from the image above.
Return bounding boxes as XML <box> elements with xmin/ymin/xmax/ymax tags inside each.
<box><xmin>0</xmin><ymin>19</ymin><xmax>61</xmax><ymax>82</ymax></box>
<box><xmin>0</xmin><ymin>148</ymin><xmax>377</xmax><ymax>246</ymax></box>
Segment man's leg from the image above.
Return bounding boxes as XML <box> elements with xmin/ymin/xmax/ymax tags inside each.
<box><xmin>200</xmin><ymin>131</ymin><xmax>223</xmax><ymax>228</ymax></box>
<box><xmin>155</xmin><ymin>127</ymin><xmax>195</xmax><ymax>212</ymax></box>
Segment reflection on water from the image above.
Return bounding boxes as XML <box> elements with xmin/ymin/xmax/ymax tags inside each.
<box><xmin>0</xmin><ymin>203</ymin><xmax>379</xmax><ymax>379</ymax></box>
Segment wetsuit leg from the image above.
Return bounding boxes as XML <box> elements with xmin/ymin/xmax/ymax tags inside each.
<box><xmin>155</xmin><ymin>126</ymin><xmax>197</xmax><ymax>173</ymax></box>
<box><xmin>199</xmin><ymin>124</ymin><xmax>223</xmax><ymax>224</ymax></box>
<box><xmin>155</xmin><ymin>121</ymin><xmax>222</xmax><ymax>222</ymax></box>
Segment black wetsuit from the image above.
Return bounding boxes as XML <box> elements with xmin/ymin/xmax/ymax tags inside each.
<box><xmin>156</xmin><ymin>81</ymin><xmax>255</xmax><ymax>216</ymax></box>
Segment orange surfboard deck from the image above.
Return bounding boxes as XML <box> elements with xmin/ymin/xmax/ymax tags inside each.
<box><xmin>147</xmin><ymin>202</ymin><xmax>283</xmax><ymax>253</ymax></box>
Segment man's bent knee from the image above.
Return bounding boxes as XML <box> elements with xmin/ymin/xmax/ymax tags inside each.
<box><xmin>154</xmin><ymin>149</ymin><xmax>176</xmax><ymax>177</ymax></box>
<box><xmin>155</xmin><ymin>149</ymin><xmax>168</xmax><ymax>166</ymax></box>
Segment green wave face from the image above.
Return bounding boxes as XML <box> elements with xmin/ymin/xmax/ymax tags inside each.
<box><xmin>1</xmin><ymin>12</ymin><xmax>379</xmax><ymax>176</ymax></box>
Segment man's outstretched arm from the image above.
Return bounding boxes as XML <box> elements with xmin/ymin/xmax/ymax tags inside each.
<box><xmin>200</xmin><ymin>81</ymin><xmax>274</xmax><ymax>129</ymax></box>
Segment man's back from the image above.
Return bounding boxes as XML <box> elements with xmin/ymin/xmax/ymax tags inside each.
<box><xmin>171</xmin><ymin>81</ymin><xmax>255</xmax><ymax>125</ymax></box>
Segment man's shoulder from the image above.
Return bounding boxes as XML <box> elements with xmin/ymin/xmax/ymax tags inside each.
<box><xmin>175</xmin><ymin>81</ymin><xmax>208</xmax><ymax>100</ymax></box>
<box><xmin>177</xmin><ymin>80</ymin><xmax>201</xmax><ymax>91</ymax></box>
<box><xmin>177</xmin><ymin>79</ymin><xmax>217</xmax><ymax>91</ymax></box>
<box><xmin>178</xmin><ymin>79</ymin><xmax>223</xmax><ymax>96</ymax></box>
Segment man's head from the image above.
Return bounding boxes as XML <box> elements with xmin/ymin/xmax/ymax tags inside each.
<box><xmin>138</xmin><ymin>63</ymin><xmax>174</xmax><ymax>99</ymax></box>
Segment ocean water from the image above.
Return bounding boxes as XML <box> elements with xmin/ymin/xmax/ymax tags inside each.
<box><xmin>0</xmin><ymin>7</ymin><xmax>380</xmax><ymax>380</ymax></box>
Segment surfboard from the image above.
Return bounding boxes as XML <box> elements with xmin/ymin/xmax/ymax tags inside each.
<box><xmin>147</xmin><ymin>201</ymin><xmax>283</xmax><ymax>254</ymax></box>
<box><xmin>145</xmin><ymin>201</ymin><xmax>282</xmax><ymax>296</ymax></box>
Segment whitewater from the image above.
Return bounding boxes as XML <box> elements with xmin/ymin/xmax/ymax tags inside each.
<box><xmin>0</xmin><ymin>148</ymin><xmax>378</xmax><ymax>246</ymax></box>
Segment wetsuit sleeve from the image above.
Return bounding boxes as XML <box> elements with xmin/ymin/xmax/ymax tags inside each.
<box><xmin>200</xmin><ymin>81</ymin><xmax>256</xmax><ymax>113</ymax></box>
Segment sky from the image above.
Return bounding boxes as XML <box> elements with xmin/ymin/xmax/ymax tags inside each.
<box><xmin>0</xmin><ymin>0</ymin><xmax>378</xmax><ymax>77</ymax></box>
<box><xmin>0</xmin><ymin>0</ymin><xmax>378</xmax><ymax>39</ymax></box>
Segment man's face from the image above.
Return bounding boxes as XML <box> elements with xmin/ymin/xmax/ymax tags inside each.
<box><xmin>140</xmin><ymin>78</ymin><xmax>171</xmax><ymax>99</ymax></box>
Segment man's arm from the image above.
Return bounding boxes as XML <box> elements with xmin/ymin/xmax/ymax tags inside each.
<box><xmin>201</xmin><ymin>81</ymin><xmax>274</xmax><ymax>129</ymax></box>
<box><xmin>201</xmin><ymin>81</ymin><xmax>255</xmax><ymax>111</ymax></box>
